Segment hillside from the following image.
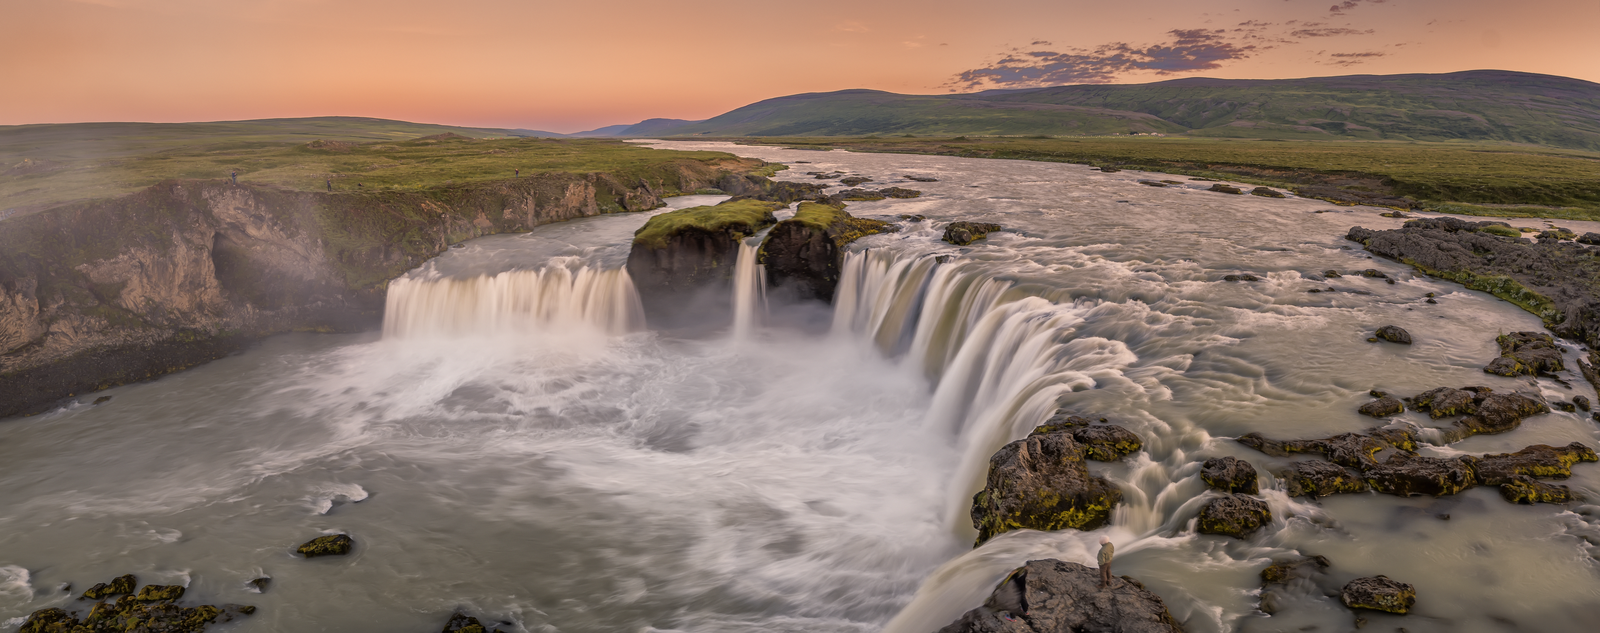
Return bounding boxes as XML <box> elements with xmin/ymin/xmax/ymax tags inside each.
<box><xmin>612</xmin><ymin>70</ymin><xmax>1600</xmax><ymax>150</ymax></box>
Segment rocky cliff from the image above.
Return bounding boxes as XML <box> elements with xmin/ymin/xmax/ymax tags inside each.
<box><xmin>759</xmin><ymin>201</ymin><xmax>894</xmax><ymax>302</ymax></box>
<box><xmin>0</xmin><ymin>157</ymin><xmax>764</xmax><ymax>417</ymax></box>
<box><xmin>625</xmin><ymin>199</ymin><xmax>785</xmax><ymax>326</ymax></box>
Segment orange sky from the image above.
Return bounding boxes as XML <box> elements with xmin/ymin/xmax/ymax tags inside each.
<box><xmin>2</xmin><ymin>0</ymin><xmax>1596</xmax><ymax>132</ymax></box>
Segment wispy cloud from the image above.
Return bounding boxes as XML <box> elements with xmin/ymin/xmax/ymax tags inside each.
<box><xmin>1291</xmin><ymin>27</ymin><xmax>1375</xmax><ymax>37</ymax></box>
<box><xmin>1329</xmin><ymin>0</ymin><xmax>1390</xmax><ymax>15</ymax></box>
<box><xmin>950</xmin><ymin>29</ymin><xmax>1255</xmax><ymax>89</ymax></box>
<box><xmin>1322</xmin><ymin>51</ymin><xmax>1386</xmax><ymax>66</ymax></box>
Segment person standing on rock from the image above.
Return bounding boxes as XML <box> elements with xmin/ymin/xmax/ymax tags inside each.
<box><xmin>1098</xmin><ymin>535</ymin><xmax>1114</xmax><ymax>588</ymax></box>
<box><xmin>230</xmin><ymin>170</ymin><xmax>237</xmax><ymax>185</ymax></box>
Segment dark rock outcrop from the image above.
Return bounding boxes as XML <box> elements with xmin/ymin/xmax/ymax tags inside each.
<box><xmin>1462</xmin><ymin>442</ymin><xmax>1598</xmax><ymax>485</ymax></box>
<box><xmin>626</xmin><ymin>199</ymin><xmax>784</xmax><ymax>324</ymax></box>
<box><xmin>1499</xmin><ymin>475</ymin><xmax>1577</xmax><ymax>504</ymax></box>
<box><xmin>944</xmin><ymin>221</ymin><xmax>1004</xmax><ymax>246</ymax></box>
<box><xmin>1364</xmin><ymin>453</ymin><xmax>1475</xmax><ymax>496</ymax></box>
<box><xmin>442</xmin><ymin>612</ymin><xmax>507</xmax><ymax>633</ymax></box>
<box><xmin>878</xmin><ymin>187</ymin><xmax>923</xmax><ymax>199</ymax></box>
<box><xmin>1578</xmin><ymin>232</ymin><xmax>1600</xmax><ymax>246</ymax></box>
<box><xmin>1069</xmin><ymin>425</ymin><xmax>1144</xmax><ymax>461</ymax></box>
<box><xmin>1358</xmin><ymin>397</ymin><xmax>1405</xmax><ymax>418</ymax></box>
<box><xmin>1238</xmin><ymin>426</ymin><xmax>1417</xmax><ymax>468</ymax></box>
<box><xmin>1341</xmin><ymin>576</ymin><xmax>1416</xmax><ymax>614</ymax></box>
<box><xmin>936</xmin><ymin>559</ymin><xmax>1184</xmax><ymax>633</ymax></box>
<box><xmin>1196</xmin><ymin>493</ymin><xmax>1271</xmax><ymax>538</ymax></box>
<box><xmin>1447</xmin><ymin>390</ymin><xmax>1550</xmax><ymax>440</ymax></box>
<box><xmin>903</xmin><ymin>175</ymin><xmax>939</xmax><ymax>182</ymax></box>
<box><xmin>22</xmin><ymin>577</ymin><xmax>251</xmax><ymax>633</ymax></box>
<box><xmin>836</xmin><ymin>188</ymin><xmax>885</xmax><ymax>201</ymax></box>
<box><xmin>1258</xmin><ymin>555</ymin><xmax>1331</xmax><ymax>615</ymax></box>
<box><xmin>1374</xmin><ymin>325</ymin><xmax>1412</xmax><ymax>344</ymax></box>
<box><xmin>81</xmin><ymin>574</ymin><xmax>137</xmax><ymax>600</ymax></box>
<box><xmin>839</xmin><ymin>176</ymin><xmax>872</xmax><ymax>186</ymax></box>
<box><xmin>1249</xmin><ymin>187</ymin><xmax>1286</xmax><ymax>198</ymax></box>
<box><xmin>1281</xmin><ymin>460</ymin><xmax>1369</xmax><ymax>498</ymax></box>
<box><xmin>759</xmin><ymin>202</ymin><xmax>894</xmax><ymax>303</ymax></box>
<box><xmin>1347</xmin><ymin>218</ymin><xmax>1600</xmax><ymax>347</ymax></box>
<box><xmin>970</xmin><ymin>428</ymin><xmax>1123</xmax><ymax>546</ymax></box>
<box><xmin>1200</xmin><ymin>456</ymin><xmax>1259</xmax><ymax>494</ymax></box>
<box><xmin>1208</xmin><ymin>184</ymin><xmax>1243</xmax><ymax>194</ymax></box>
<box><xmin>1405</xmin><ymin>387</ymin><xmax>1477</xmax><ymax>418</ymax></box>
<box><xmin>1483</xmin><ymin>331</ymin><xmax>1565</xmax><ymax>376</ymax></box>
<box><xmin>296</xmin><ymin>533</ymin><xmax>354</xmax><ymax>557</ymax></box>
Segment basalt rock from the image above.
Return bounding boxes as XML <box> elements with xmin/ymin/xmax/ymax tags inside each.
<box><xmin>23</xmin><ymin>578</ymin><xmax>250</xmax><ymax>633</ymax></box>
<box><xmin>1483</xmin><ymin>331</ymin><xmax>1565</xmax><ymax>376</ymax></box>
<box><xmin>970</xmin><ymin>429</ymin><xmax>1123</xmax><ymax>546</ymax></box>
<box><xmin>1238</xmin><ymin>425</ymin><xmax>1416</xmax><ymax>468</ymax></box>
<box><xmin>1374</xmin><ymin>325</ymin><xmax>1412</xmax><ymax>344</ymax></box>
<box><xmin>936</xmin><ymin>559</ymin><xmax>1184</xmax><ymax>633</ymax></box>
<box><xmin>1065</xmin><ymin>424</ymin><xmax>1144</xmax><ymax>461</ymax></box>
<box><xmin>1341</xmin><ymin>576</ymin><xmax>1415</xmax><ymax>614</ymax></box>
<box><xmin>1249</xmin><ymin>187</ymin><xmax>1286</xmax><ymax>198</ymax></box>
<box><xmin>754</xmin><ymin>180</ymin><xmax>831</xmax><ymax>204</ymax></box>
<box><xmin>1462</xmin><ymin>442</ymin><xmax>1598</xmax><ymax>485</ymax></box>
<box><xmin>81</xmin><ymin>574</ymin><xmax>137</xmax><ymax>600</ymax></box>
<box><xmin>1257</xmin><ymin>555</ymin><xmax>1332</xmax><ymax>615</ymax></box>
<box><xmin>136</xmin><ymin>584</ymin><xmax>186</xmax><ymax>602</ymax></box>
<box><xmin>442</xmin><ymin>611</ymin><xmax>507</xmax><ymax>633</ymax></box>
<box><xmin>903</xmin><ymin>175</ymin><xmax>939</xmax><ymax>182</ymax></box>
<box><xmin>759</xmin><ymin>202</ymin><xmax>895</xmax><ymax>303</ymax></box>
<box><xmin>1363</xmin><ymin>453</ymin><xmax>1475</xmax><ymax>496</ymax></box>
<box><xmin>1577</xmin><ymin>395</ymin><xmax>1592</xmax><ymax>411</ymax></box>
<box><xmin>944</xmin><ymin>221</ymin><xmax>1004</xmax><ymax>246</ymax></box>
<box><xmin>296</xmin><ymin>533</ymin><xmax>354</xmax><ymax>557</ymax></box>
<box><xmin>1405</xmin><ymin>387</ymin><xmax>1477</xmax><ymax>418</ymax></box>
<box><xmin>835</xmin><ymin>188</ymin><xmax>886</xmax><ymax>201</ymax></box>
<box><xmin>1208</xmin><ymin>184</ymin><xmax>1243</xmax><ymax>194</ymax></box>
<box><xmin>1200</xmin><ymin>456</ymin><xmax>1259</xmax><ymax>494</ymax></box>
<box><xmin>1196</xmin><ymin>493</ymin><xmax>1272</xmax><ymax>539</ymax></box>
<box><xmin>877</xmin><ymin>187</ymin><xmax>922</xmax><ymax>199</ymax></box>
<box><xmin>1222</xmin><ymin>274</ymin><xmax>1260</xmax><ymax>282</ymax></box>
<box><xmin>627</xmin><ymin>199</ymin><xmax>784</xmax><ymax>325</ymax></box>
<box><xmin>1347</xmin><ymin>218</ymin><xmax>1600</xmax><ymax>348</ymax></box>
<box><xmin>1447</xmin><ymin>391</ymin><xmax>1550</xmax><ymax>440</ymax></box>
<box><xmin>1499</xmin><ymin>475</ymin><xmax>1577</xmax><ymax>504</ymax></box>
<box><xmin>1579</xmin><ymin>232</ymin><xmax>1600</xmax><ymax>246</ymax></box>
<box><xmin>1281</xmin><ymin>460</ymin><xmax>1369</xmax><ymax>498</ymax></box>
<box><xmin>1358</xmin><ymin>397</ymin><xmax>1405</xmax><ymax>418</ymax></box>
<box><xmin>839</xmin><ymin>176</ymin><xmax>872</xmax><ymax>186</ymax></box>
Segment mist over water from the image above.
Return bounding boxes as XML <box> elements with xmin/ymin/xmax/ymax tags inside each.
<box><xmin>2</xmin><ymin>143</ymin><xmax>1598</xmax><ymax>632</ymax></box>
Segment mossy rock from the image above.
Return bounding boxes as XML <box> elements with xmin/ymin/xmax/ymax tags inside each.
<box><xmin>1405</xmin><ymin>387</ymin><xmax>1476</xmax><ymax>418</ymax></box>
<box><xmin>1282</xmin><ymin>460</ymin><xmax>1368</xmax><ymax>498</ymax></box>
<box><xmin>1195</xmin><ymin>493</ymin><xmax>1272</xmax><ymax>539</ymax></box>
<box><xmin>943</xmin><ymin>221</ymin><xmax>1003</xmax><ymax>246</ymax></box>
<box><xmin>1464</xmin><ymin>442</ymin><xmax>1598</xmax><ymax>485</ymax></box>
<box><xmin>1200</xmin><ymin>456</ymin><xmax>1259</xmax><ymax>494</ymax></box>
<box><xmin>1341</xmin><ymin>576</ymin><xmax>1416</xmax><ymax>614</ymax></box>
<box><xmin>631</xmin><ymin>199</ymin><xmax>784</xmax><ymax>250</ymax></box>
<box><xmin>1499</xmin><ymin>476</ymin><xmax>1576</xmax><ymax>504</ymax></box>
<box><xmin>1065</xmin><ymin>424</ymin><xmax>1143</xmax><ymax>461</ymax></box>
<box><xmin>1364</xmin><ymin>453</ymin><xmax>1476</xmax><ymax>496</ymax></box>
<box><xmin>296</xmin><ymin>534</ymin><xmax>354</xmax><ymax>557</ymax></box>
<box><xmin>1208</xmin><ymin>184</ymin><xmax>1243</xmax><ymax>194</ymax></box>
<box><xmin>970</xmin><ymin>430</ymin><xmax>1122</xmax><ymax>546</ymax></box>
<box><xmin>137</xmin><ymin>584</ymin><xmax>186</xmax><ymax>602</ymax></box>
<box><xmin>1249</xmin><ymin>187</ymin><xmax>1286</xmax><ymax>198</ymax></box>
<box><xmin>23</xmin><ymin>588</ymin><xmax>244</xmax><ymax>633</ymax></box>
<box><xmin>1358</xmin><ymin>396</ymin><xmax>1405</xmax><ymax>418</ymax></box>
<box><xmin>81</xmin><ymin>573</ymin><xmax>137</xmax><ymax>600</ymax></box>
<box><xmin>1373</xmin><ymin>325</ymin><xmax>1412</xmax><ymax>344</ymax></box>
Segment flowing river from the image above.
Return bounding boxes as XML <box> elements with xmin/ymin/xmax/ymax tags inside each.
<box><xmin>3</xmin><ymin>142</ymin><xmax>1599</xmax><ymax>632</ymax></box>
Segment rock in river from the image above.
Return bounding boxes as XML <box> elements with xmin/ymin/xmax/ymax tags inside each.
<box><xmin>1405</xmin><ymin>387</ymin><xmax>1477</xmax><ymax>418</ymax></box>
<box><xmin>1498</xmin><ymin>475</ymin><xmax>1578</xmax><ymax>504</ymax></box>
<box><xmin>1363</xmin><ymin>453</ymin><xmax>1475</xmax><ymax>496</ymax></box>
<box><xmin>1373</xmin><ymin>325</ymin><xmax>1412</xmax><ymax>344</ymax></box>
<box><xmin>1208</xmin><ymin>184</ymin><xmax>1243</xmax><ymax>194</ymax></box>
<box><xmin>1341</xmin><ymin>576</ymin><xmax>1416</xmax><ymax>614</ymax></box>
<box><xmin>1358</xmin><ymin>396</ymin><xmax>1405</xmax><ymax>418</ymax></box>
<box><xmin>626</xmin><ymin>199</ymin><xmax>784</xmax><ymax>325</ymax></box>
<box><xmin>970</xmin><ymin>428</ymin><xmax>1122</xmax><ymax>546</ymax></box>
<box><xmin>1483</xmin><ymin>331</ymin><xmax>1565</xmax><ymax>376</ymax></box>
<box><xmin>1200</xmin><ymin>456</ymin><xmax>1259</xmax><ymax>494</ymax></box>
<box><xmin>1281</xmin><ymin>460</ymin><xmax>1368</xmax><ymax>498</ymax></box>
<box><xmin>1461</xmin><ymin>442</ymin><xmax>1598</xmax><ymax>485</ymax></box>
<box><xmin>81</xmin><ymin>574</ymin><xmax>136</xmax><ymax>600</ymax></box>
<box><xmin>759</xmin><ymin>201</ymin><xmax>895</xmax><ymax>302</ymax></box>
<box><xmin>937</xmin><ymin>559</ymin><xmax>1184</xmax><ymax>633</ymax></box>
<box><xmin>943</xmin><ymin>221</ymin><xmax>1004</xmax><ymax>246</ymax></box>
<box><xmin>1196</xmin><ymin>493</ymin><xmax>1272</xmax><ymax>538</ymax></box>
<box><xmin>23</xmin><ymin>576</ymin><xmax>252</xmax><ymax>633</ymax></box>
<box><xmin>297</xmin><ymin>534</ymin><xmax>354</xmax><ymax>557</ymax></box>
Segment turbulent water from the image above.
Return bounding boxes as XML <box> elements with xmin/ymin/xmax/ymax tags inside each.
<box><xmin>3</xmin><ymin>144</ymin><xmax>1600</xmax><ymax>632</ymax></box>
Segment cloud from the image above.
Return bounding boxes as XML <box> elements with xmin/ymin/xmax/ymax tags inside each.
<box><xmin>1329</xmin><ymin>0</ymin><xmax>1389</xmax><ymax>15</ymax></box>
<box><xmin>1291</xmin><ymin>27</ymin><xmax>1374</xmax><ymax>37</ymax></box>
<box><xmin>1031</xmin><ymin>40</ymin><xmax>1053</xmax><ymax>46</ymax></box>
<box><xmin>1322</xmin><ymin>51</ymin><xmax>1386</xmax><ymax>66</ymax></box>
<box><xmin>950</xmin><ymin>29</ymin><xmax>1255</xmax><ymax>89</ymax></box>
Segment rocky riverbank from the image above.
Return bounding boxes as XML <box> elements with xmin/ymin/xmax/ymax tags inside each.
<box><xmin>0</xmin><ymin>157</ymin><xmax>768</xmax><ymax>418</ymax></box>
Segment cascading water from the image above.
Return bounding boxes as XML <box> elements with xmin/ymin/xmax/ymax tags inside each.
<box><xmin>382</xmin><ymin>256</ymin><xmax>645</xmax><ymax>338</ymax></box>
<box><xmin>731</xmin><ymin>237</ymin><xmax>767</xmax><ymax>340</ymax></box>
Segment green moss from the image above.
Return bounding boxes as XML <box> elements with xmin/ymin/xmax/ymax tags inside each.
<box><xmin>136</xmin><ymin>585</ymin><xmax>185</xmax><ymax>602</ymax></box>
<box><xmin>1479</xmin><ymin>224</ymin><xmax>1523</xmax><ymax>238</ymax></box>
<box><xmin>296</xmin><ymin>534</ymin><xmax>354</xmax><ymax>557</ymax></box>
<box><xmin>785</xmin><ymin>201</ymin><xmax>894</xmax><ymax>247</ymax></box>
<box><xmin>632</xmin><ymin>199</ymin><xmax>784</xmax><ymax>249</ymax></box>
<box><xmin>1402</xmin><ymin>259</ymin><xmax>1562</xmax><ymax>327</ymax></box>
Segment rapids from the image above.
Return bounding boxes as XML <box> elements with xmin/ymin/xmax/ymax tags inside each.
<box><xmin>2</xmin><ymin>144</ymin><xmax>1598</xmax><ymax>632</ymax></box>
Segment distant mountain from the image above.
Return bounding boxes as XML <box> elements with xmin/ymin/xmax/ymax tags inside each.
<box><xmin>620</xmin><ymin>70</ymin><xmax>1600</xmax><ymax>150</ymax></box>
<box><xmin>568</xmin><ymin>124</ymin><xmax>636</xmax><ymax>137</ymax></box>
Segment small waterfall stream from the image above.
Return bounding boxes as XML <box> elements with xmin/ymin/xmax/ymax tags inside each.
<box><xmin>382</xmin><ymin>256</ymin><xmax>645</xmax><ymax>338</ymax></box>
<box><xmin>731</xmin><ymin>237</ymin><xmax>767</xmax><ymax>341</ymax></box>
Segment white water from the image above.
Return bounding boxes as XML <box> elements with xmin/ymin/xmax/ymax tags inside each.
<box><xmin>732</xmin><ymin>238</ymin><xmax>767</xmax><ymax>341</ymax></box>
<box><xmin>4</xmin><ymin>145</ymin><xmax>1600</xmax><ymax>632</ymax></box>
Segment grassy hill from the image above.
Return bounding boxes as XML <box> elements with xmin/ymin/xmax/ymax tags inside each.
<box><xmin>620</xmin><ymin>71</ymin><xmax>1600</xmax><ymax>151</ymax></box>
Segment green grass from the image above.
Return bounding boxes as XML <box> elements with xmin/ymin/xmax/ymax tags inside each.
<box><xmin>0</xmin><ymin>118</ymin><xmax>768</xmax><ymax>214</ymax></box>
<box><xmin>747</xmin><ymin>136</ymin><xmax>1600</xmax><ymax>216</ymax></box>
<box><xmin>632</xmin><ymin>199</ymin><xmax>784</xmax><ymax>249</ymax></box>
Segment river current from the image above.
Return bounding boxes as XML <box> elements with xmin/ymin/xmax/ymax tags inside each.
<box><xmin>3</xmin><ymin>142</ymin><xmax>1598</xmax><ymax>632</ymax></box>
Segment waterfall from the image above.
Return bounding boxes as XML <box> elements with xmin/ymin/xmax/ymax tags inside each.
<box><xmin>731</xmin><ymin>237</ymin><xmax>767</xmax><ymax>340</ymax></box>
<box><xmin>382</xmin><ymin>257</ymin><xmax>645</xmax><ymax>338</ymax></box>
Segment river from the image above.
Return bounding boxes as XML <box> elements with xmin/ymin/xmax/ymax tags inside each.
<box><xmin>2</xmin><ymin>142</ymin><xmax>1597</xmax><ymax>632</ymax></box>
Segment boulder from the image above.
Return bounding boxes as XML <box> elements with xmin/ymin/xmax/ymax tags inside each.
<box><xmin>1341</xmin><ymin>576</ymin><xmax>1416</xmax><ymax>614</ymax></box>
<box><xmin>442</xmin><ymin>611</ymin><xmax>506</xmax><ymax>633</ymax></box>
<box><xmin>1323</xmin><ymin>269</ymin><xmax>1343</xmax><ymax>278</ymax></box>
<box><xmin>1363</xmin><ymin>453</ymin><xmax>1475</xmax><ymax>496</ymax></box>
<box><xmin>1448</xmin><ymin>391</ymin><xmax>1550</xmax><ymax>439</ymax></box>
<box><xmin>878</xmin><ymin>187</ymin><xmax>922</xmax><ymax>199</ymax></box>
<box><xmin>1200</xmin><ymin>456</ymin><xmax>1259</xmax><ymax>494</ymax></box>
<box><xmin>1281</xmin><ymin>460</ymin><xmax>1368</xmax><ymax>498</ymax></box>
<box><xmin>1405</xmin><ymin>387</ymin><xmax>1476</xmax><ymax>418</ymax></box>
<box><xmin>1238</xmin><ymin>426</ymin><xmax>1416</xmax><ymax>468</ymax></box>
<box><xmin>836</xmin><ymin>188</ymin><xmax>885</xmax><ymax>201</ymax></box>
<box><xmin>1067</xmin><ymin>425</ymin><xmax>1144</xmax><ymax>461</ymax></box>
<box><xmin>1483</xmin><ymin>332</ymin><xmax>1564</xmax><ymax>376</ymax></box>
<box><xmin>1208</xmin><ymin>184</ymin><xmax>1243</xmax><ymax>194</ymax></box>
<box><xmin>759</xmin><ymin>202</ymin><xmax>895</xmax><ymax>302</ymax></box>
<box><xmin>1373</xmin><ymin>325</ymin><xmax>1412</xmax><ymax>344</ymax></box>
<box><xmin>296</xmin><ymin>534</ymin><xmax>354</xmax><ymax>558</ymax></box>
<box><xmin>81</xmin><ymin>574</ymin><xmax>137</xmax><ymax>600</ymax></box>
<box><xmin>944</xmin><ymin>221</ymin><xmax>1004</xmax><ymax>246</ymax></box>
<box><xmin>626</xmin><ymin>199</ymin><xmax>784</xmax><ymax>324</ymax></box>
<box><xmin>136</xmin><ymin>584</ymin><xmax>185</xmax><ymax>602</ymax></box>
<box><xmin>1578</xmin><ymin>232</ymin><xmax>1600</xmax><ymax>245</ymax></box>
<box><xmin>1222</xmin><ymin>274</ymin><xmax>1260</xmax><ymax>282</ymax></box>
<box><xmin>936</xmin><ymin>559</ymin><xmax>1184</xmax><ymax>633</ymax></box>
<box><xmin>1463</xmin><ymin>442</ymin><xmax>1598</xmax><ymax>485</ymax></box>
<box><xmin>1499</xmin><ymin>475</ymin><xmax>1577</xmax><ymax>504</ymax></box>
<box><xmin>1358</xmin><ymin>397</ymin><xmax>1405</xmax><ymax>418</ymax></box>
<box><xmin>1358</xmin><ymin>269</ymin><xmax>1388</xmax><ymax>278</ymax></box>
<box><xmin>247</xmin><ymin>577</ymin><xmax>270</xmax><ymax>593</ymax></box>
<box><xmin>1577</xmin><ymin>395</ymin><xmax>1592</xmax><ymax>411</ymax></box>
<box><xmin>1195</xmin><ymin>493</ymin><xmax>1272</xmax><ymax>538</ymax></box>
<box><xmin>1249</xmin><ymin>187</ymin><xmax>1286</xmax><ymax>198</ymax></box>
<box><xmin>24</xmin><ymin>578</ymin><xmax>248</xmax><ymax>633</ymax></box>
<box><xmin>970</xmin><ymin>429</ymin><xmax>1123</xmax><ymax>546</ymax></box>
<box><xmin>839</xmin><ymin>176</ymin><xmax>872</xmax><ymax>186</ymax></box>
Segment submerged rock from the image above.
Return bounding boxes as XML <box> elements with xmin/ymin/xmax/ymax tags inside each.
<box><xmin>1373</xmin><ymin>325</ymin><xmax>1412</xmax><ymax>344</ymax></box>
<box><xmin>1200</xmin><ymin>456</ymin><xmax>1259</xmax><ymax>494</ymax></box>
<box><xmin>24</xmin><ymin>578</ymin><xmax>250</xmax><ymax>633</ymax></box>
<box><xmin>1463</xmin><ymin>442</ymin><xmax>1598</xmax><ymax>485</ymax></box>
<box><xmin>877</xmin><ymin>187</ymin><xmax>922</xmax><ymax>199</ymax></box>
<box><xmin>1258</xmin><ymin>555</ymin><xmax>1331</xmax><ymax>615</ymax></box>
<box><xmin>1483</xmin><ymin>331</ymin><xmax>1564</xmax><ymax>376</ymax></box>
<box><xmin>1249</xmin><ymin>187</ymin><xmax>1286</xmax><ymax>198</ymax></box>
<box><xmin>1341</xmin><ymin>576</ymin><xmax>1416</xmax><ymax>614</ymax></box>
<box><xmin>247</xmin><ymin>577</ymin><xmax>270</xmax><ymax>593</ymax></box>
<box><xmin>1363</xmin><ymin>453</ymin><xmax>1475</xmax><ymax>496</ymax></box>
<box><xmin>1358</xmin><ymin>396</ymin><xmax>1405</xmax><ymax>418</ymax></box>
<box><xmin>839</xmin><ymin>176</ymin><xmax>872</xmax><ymax>186</ymax></box>
<box><xmin>760</xmin><ymin>202</ymin><xmax>895</xmax><ymax>302</ymax></box>
<box><xmin>1208</xmin><ymin>184</ymin><xmax>1243</xmax><ymax>194</ymax></box>
<box><xmin>1238</xmin><ymin>425</ymin><xmax>1416</xmax><ymax>468</ymax></box>
<box><xmin>970</xmin><ymin>429</ymin><xmax>1123</xmax><ymax>546</ymax></box>
<box><xmin>1281</xmin><ymin>460</ymin><xmax>1368</xmax><ymax>498</ymax></box>
<box><xmin>943</xmin><ymin>221</ymin><xmax>1004</xmax><ymax>246</ymax></box>
<box><xmin>835</xmin><ymin>188</ymin><xmax>885</xmax><ymax>201</ymax></box>
<box><xmin>1196</xmin><ymin>493</ymin><xmax>1272</xmax><ymax>539</ymax></box>
<box><xmin>136</xmin><ymin>584</ymin><xmax>186</xmax><ymax>602</ymax></box>
<box><xmin>297</xmin><ymin>534</ymin><xmax>354</xmax><ymax>558</ymax></box>
<box><xmin>81</xmin><ymin>574</ymin><xmax>137</xmax><ymax>600</ymax></box>
<box><xmin>1577</xmin><ymin>395</ymin><xmax>1592</xmax><ymax>411</ymax></box>
<box><xmin>903</xmin><ymin>174</ymin><xmax>939</xmax><ymax>182</ymax></box>
<box><xmin>936</xmin><ymin>559</ymin><xmax>1184</xmax><ymax>633</ymax></box>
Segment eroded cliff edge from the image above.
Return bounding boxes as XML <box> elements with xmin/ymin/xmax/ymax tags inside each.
<box><xmin>0</xmin><ymin>157</ymin><xmax>768</xmax><ymax>417</ymax></box>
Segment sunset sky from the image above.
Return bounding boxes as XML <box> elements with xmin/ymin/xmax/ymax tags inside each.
<box><xmin>3</xmin><ymin>0</ymin><xmax>1596</xmax><ymax>132</ymax></box>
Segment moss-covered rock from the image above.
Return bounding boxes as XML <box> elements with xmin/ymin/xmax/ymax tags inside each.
<box><xmin>759</xmin><ymin>202</ymin><xmax>895</xmax><ymax>302</ymax></box>
<box><xmin>296</xmin><ymin>533</ymin><xmax>354</xmax><ymax>557</ymax></box>
<box><xmin>943</xmin><ymin>221</ymin><xmax>1003</xmax><ymax>246</ymax></box>
<box><xmin>1258</xmin><ymin>555</ymin><xmax>1331</xmax><ymax>615</ymax></box>
<box><xmin>1446</xmin><ymin>391</ymin><xmax>1550</xmax><ymax>440</ymax></box>
<box><xmin>136</xmin><ymin>584</ymin><xmax>186</xmax><ymax>602</ymax></box>
<box><xmin>1484</xmin><ymin>331</ymin><xmax>1565</xmax><ymax>376</ymax></box>
<box><xmin>1373</xmin><ymin>325</ymin><xmax>1412</xmax><ymax>344</ymax></box>
<box><xmin>1208</xmin><ymin>184</ymin><xmax>1243</xmax><ymax>194</ymax></box>
<box><xmin>1341</xmin><ymin>576</ymin><xmax>1416</xmax><ymax>614</ymax></box>
<box><xmin>1405</xmin><ymin>387</ymin><xmax>1477</xmax><ymax>418</ymax></box>
<box><xmin>1196</xmin><ymin>493</ymin><xmax>1272</xmax><ymax>539</ymax></box>
<box><xmin>24</xmin><ymin>579</ymin><xmax>247</xmax><ymax>633</ymax></box>
<box><xmin>81</xmin><ymin>573</ymin><xmax>137</xmax><ymax>600</ymax></box>
<box><xmin>442</xmin><ymin>611</ymin><xmax>507</xmax><ymax>633</ymax></box>
<box><xmin>625</xmin><ymin>199</ymin><xmax>784</xmax><ymax>323</ymax></box>
<box><xmin>1200</xmin><ymin>456</ymin><xmax>1259</xmax><ymax>494</ymax></box>
<box><xmin>1061</xmin><ymin>424</ymin><xmax>1144</xmax><ymax>461</ymax></box>
<box><xmin>1364</xmin><ymin>453</ymin><xmax>1476</xmax><ymax>496</ymax></box>
<box><xmin>937</xmin><ymin>559</ymin><xmax>1184</xmax><ymax>633</ymax></box>
<box><xmin>1249</xmin><ymin>187</ymin><xmax>1286</xmax><ymax>198</ymax></box>
<box><xmin>1464</xmin><ymin>442</ymin><xmax>1598</xmax><ymax>485</ymax></box>
<box><xmin>1358</xmin><ymin>396</ymin><xmax>1405</xmax><ymax>418</ymax></box>
<box><xmin>1281</xmin><ymin>460</ymin><xmax>1369</xmax><ymax>498</ymax></box>
<box><xmin>1238</xmin><ymin>425</ymin><xmax>1416</xmax><ymax>468</ymax></box>
<box><xmin>1499</xmin><ymin>475</ymin><xmax>1577</xmax><ymax>504</ymax></box>
<box><xmin>970</xmin><ymin>429</ymin><xmax>1122</xmax><ymax>546</ymax></box>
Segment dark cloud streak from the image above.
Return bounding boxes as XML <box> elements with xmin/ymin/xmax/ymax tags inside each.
<box><xmin>951</xmin><ymin>29</ymin><xmax>1255</xmax><ymax>89</ymax></box>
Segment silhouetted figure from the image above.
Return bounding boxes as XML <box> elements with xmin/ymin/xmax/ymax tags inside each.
<box><xmin>326</xmin><ymin>179</ymin><xmax>332</xmax><ymax>191</ymax></box>
<box><xmin>230</xmin><ymin>170</ymin><xmax>237</xmax><ymax>185</ymax></box>
<box><xmin>1098</xmin><ymin>536</ymin><xmax>1114</xmax><ymax>588</ymax></box>
<box><xmin>514</xmin><ymin>168</ymin><xmax>520</xmax><ymax>177</ymax></box>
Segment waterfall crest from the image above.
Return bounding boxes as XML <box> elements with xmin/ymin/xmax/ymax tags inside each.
<box><xmin>382</xmin><ymin>257</ymin><xmax>645</xmax><ymax>338</ymax></box>
<box><xmin>731</xmin><ymin>238</ymin><xmax>767</xmax><ymax>340</ymax></box>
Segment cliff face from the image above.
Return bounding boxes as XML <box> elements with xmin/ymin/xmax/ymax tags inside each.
<box><xmin>0</xmin><ymin>158</ymin><xmax>760</xmax><ymax>417</ymax></box>
<box><xmin>625</xmin><ymin>199</ymin><xmax>784</xmax><ymax>326</ymax></box>
<box><xmin>760</xmin><ymin>202</ymin><xmax>895</xmax><ymax>302</ymax></box>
